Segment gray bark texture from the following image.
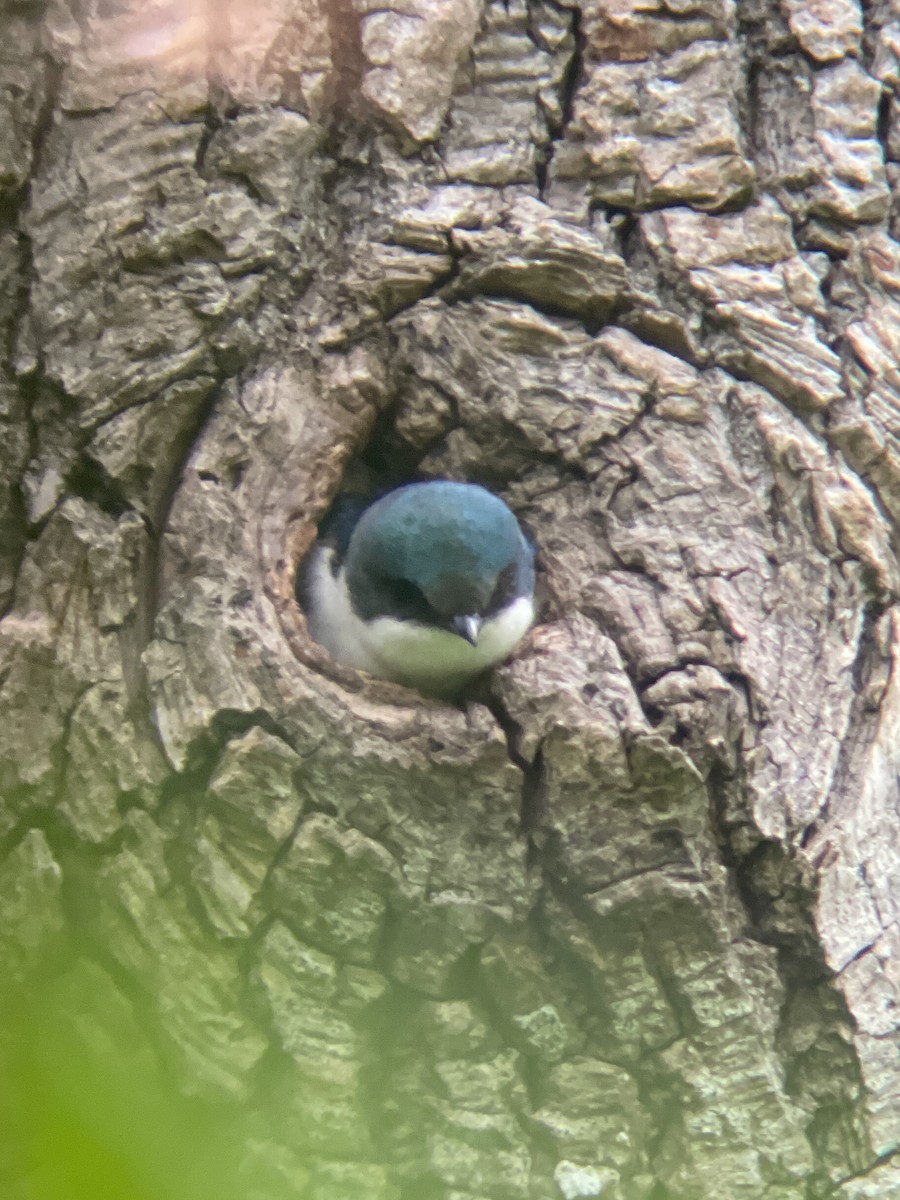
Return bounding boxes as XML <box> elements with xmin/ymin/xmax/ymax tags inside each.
<box><xmin>2</xmin><ymin>0</ymin><xmax>900</xmax><ymax>1197</ymax></box>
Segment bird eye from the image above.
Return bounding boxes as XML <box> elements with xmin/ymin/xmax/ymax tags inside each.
<box><xmin>487</xmin><ymin>562</ymin><xmax>517</xmax><ymax>614</ymax></box>
<box><xmin>380</xmin><ymin>576</ymin><xmax>436</xmax><ymax>622</ymax></box>
<box><xmin>390</xmin><ymin>578</ymin><xmax>426</xmax><ymax>606</ymax></box>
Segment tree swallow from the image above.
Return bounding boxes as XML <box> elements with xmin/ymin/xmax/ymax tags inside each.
<box><xmin>303</xmin><ymin>481</ymin><xmax>536</xmax><ymax>694</ymax></box>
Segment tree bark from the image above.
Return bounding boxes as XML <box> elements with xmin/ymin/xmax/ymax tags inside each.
<box><xmin>2</xmin><ymin>1</ymin><xmax>900</xmax><ymax>1197</ymax></box>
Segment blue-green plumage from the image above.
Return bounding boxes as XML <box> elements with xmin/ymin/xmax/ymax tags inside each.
<box><xmin>305</xmin><ymin>481</ymin><xmax>536</xmax><ymax>694</ymax></box>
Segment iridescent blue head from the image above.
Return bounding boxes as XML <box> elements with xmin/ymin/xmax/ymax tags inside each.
<box><xmin>345</xmin><ymin>481</ymin><xmax>534</xmax><ymax>631</ymax></box>
<box><xmin>305</xmin><ymin>480</ymin><xmax>536</xmax><ymax>692</ymax></box>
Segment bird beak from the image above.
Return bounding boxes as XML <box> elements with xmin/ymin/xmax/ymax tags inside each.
<box><xmin>452</xmin><ymin>614</ymin><xmax>482</xmax><ymax>645</ymax></box>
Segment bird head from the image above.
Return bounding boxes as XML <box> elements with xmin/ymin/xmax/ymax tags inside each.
<box><xmin>344</xmin><ymin>481</ymin><xmax>534</xmax><ymax>641</ymax></box>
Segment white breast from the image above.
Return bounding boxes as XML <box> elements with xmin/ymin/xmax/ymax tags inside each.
<box><xmin>305</xmin><ymin>546</ymin><xmax>534</xmax><ymax>691</ymax></box>
<box><xmin>364</xmin><ymin>595</ymin><xmax>535</xmax><ymax>690</ymax></box>
<box><xmin>305</xmin><ymin>546</ymin><xmax>383</xmax><ymax>674</ymax></box>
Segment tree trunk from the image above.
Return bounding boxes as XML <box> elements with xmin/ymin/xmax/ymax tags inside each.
<box><xmin>2</xmin><ymin>1</ymin><xmax>900</xmax><ymax>1197</ymax></box>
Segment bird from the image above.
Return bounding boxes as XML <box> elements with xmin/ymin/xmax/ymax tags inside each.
<box><xmin>303</xmin><ymin>480</ymin><xmax>536</xmax><ymax>695</ymax></box>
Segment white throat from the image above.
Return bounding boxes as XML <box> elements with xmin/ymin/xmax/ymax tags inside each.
<box><xmin>306</xmin><ymin>546</ymin><xmax>534</xmax><ymax>691</ymax></box>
